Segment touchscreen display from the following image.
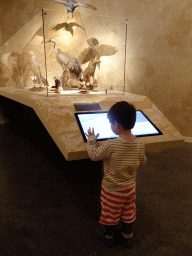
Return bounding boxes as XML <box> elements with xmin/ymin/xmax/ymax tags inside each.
<box><xmin>75</xmin><ymin>110</ymin><xmax>163</xmax><ymax>142</ymax></box>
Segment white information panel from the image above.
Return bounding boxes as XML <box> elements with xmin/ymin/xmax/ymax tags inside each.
<box><xmin>75</xmin><ymin>111</ymin><xmax>163</xmax><ymax>142</ymax></box>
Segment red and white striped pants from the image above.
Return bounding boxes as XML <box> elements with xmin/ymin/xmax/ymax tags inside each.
<box><xmin>99</xmin><ymin>185</ymin><xmax>136</xmax><ymax>225</ymax></box>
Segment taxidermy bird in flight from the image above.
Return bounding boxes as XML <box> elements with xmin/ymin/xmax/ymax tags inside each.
<box><xmin>52</xmin><ymin>21</ymin><xmax>84</xmax><ymax>36</ymax></box>
<box><xmin>78</xmin><ymin>37</ymin><xmax>118</xmax><ymax>65</ymax></box>
<box><xmin>50</xmin><ymin>0</ymin><xmax>97</xmax><ymax>17</ymax></box>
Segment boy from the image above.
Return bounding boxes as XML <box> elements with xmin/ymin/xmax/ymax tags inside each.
<box><xmin>86</xmin><ymin>101</ymin><xmax>147</xmax><ymax>248</ymax></box>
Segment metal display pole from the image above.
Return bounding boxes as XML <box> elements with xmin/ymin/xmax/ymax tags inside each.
<box><xmin>123</xmin><ymin>18</ymin><xmax>128</xmax><ymax>95</ymax></box>
<box><xmin>41</xmin><ymin>9</ymin><xmax>48</xmax><ymax>97</ymax></box>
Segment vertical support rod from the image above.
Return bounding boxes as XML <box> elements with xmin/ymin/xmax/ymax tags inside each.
<box><xmin>79</xmin><ymin>12</ymin><xmax>93</xmax><ymax>58</ymax></box>
<box><xmin>41</xmin><ymin>9</ymin><xmax>48</xmax><ymax>97</ymax></box>
<box><xmin>123</xmin><ymin>18</ymin><xmax>128</xmax><ymax>95</ymax></box>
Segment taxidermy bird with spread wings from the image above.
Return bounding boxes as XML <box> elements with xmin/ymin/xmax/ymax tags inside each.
<box><xmin>78</xmin><ymin>37</ymin><xmax>118</xmax><ymax>65</ymax></box>
<box><xmin>1</xmin><ymin>52</ymin><xmax>32</xmax><ymax>88</ymax></box>
<box><xmin>1</xmin><ymin>51</ymin><xmax>48</xmax><ymax>88</ymax></box>
<box><xmin>50</xmin><ymin>0</ymin><xmax>97</xmax><ymax>17</ymax></box>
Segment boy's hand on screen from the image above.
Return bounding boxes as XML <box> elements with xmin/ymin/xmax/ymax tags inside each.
<box><xmin>86</xmin><ymin>127</ymin><xmax>99</xmax><ymax>139</ymax></box>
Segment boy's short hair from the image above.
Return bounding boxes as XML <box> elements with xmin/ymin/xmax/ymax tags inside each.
<box><xmin>107</xmin><ymin>101</ymin><xmax>136</xmax><ymax>130</ymax></box>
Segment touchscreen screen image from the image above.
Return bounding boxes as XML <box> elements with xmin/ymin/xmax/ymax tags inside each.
<box><xmin>75</xmin><ymin>110</ymin><xmax>163</xmax><ymax>142</ymax></box>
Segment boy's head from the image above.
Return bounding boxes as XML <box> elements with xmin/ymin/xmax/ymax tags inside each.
<box><xmin>107</xmin><ymin>101</ymin><xmax>136</xmax><ymax>130</ymax></box>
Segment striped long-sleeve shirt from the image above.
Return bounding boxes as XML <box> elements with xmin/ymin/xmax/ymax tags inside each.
<box><xmin>87</xmin><ymin>136</ymin><xmax>147</xmax><ymax>190</ymax></box>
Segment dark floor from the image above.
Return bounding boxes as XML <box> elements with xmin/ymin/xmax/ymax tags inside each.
<box><xmin>0</xmin><ymin>98</ymin><xmax>192</xmax><ymax>255</ymax></box>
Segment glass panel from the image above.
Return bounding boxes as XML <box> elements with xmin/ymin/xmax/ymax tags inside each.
<box><xmin>43</xmin><ymin>8</ymin><xmax>126</xmax><ymax>95</ymax></box>
<box><xmin>0</xmin><ymin>11</ymin><xmax>48</xmax><ymax>95</ymax></box>
<box><xmin>0</xmin><ymin>7</ymin><xmax>127</xmax><ymax>96</ymax></box>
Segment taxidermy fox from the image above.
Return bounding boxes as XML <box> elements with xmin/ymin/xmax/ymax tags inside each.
<box><xmin>83</xmin><ymin>56</ymin><xmax>101</xmax><ymax>85</ymax></box>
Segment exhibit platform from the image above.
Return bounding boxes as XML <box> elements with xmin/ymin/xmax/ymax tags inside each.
<box><xmin>0</xmin><ymin>87</ymin><xmax>184</xmax><ymax>161</ymax></box>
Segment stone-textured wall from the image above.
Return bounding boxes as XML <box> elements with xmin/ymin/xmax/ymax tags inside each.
<box><xmin>0</xmin><ymin>0</ymin><xmax>192</xmax><ymax>137</ymax></box>
<box><xmin>0</xmin><ymin>0</ymin><xmax>47</xmax><ymax>45</ymax></box>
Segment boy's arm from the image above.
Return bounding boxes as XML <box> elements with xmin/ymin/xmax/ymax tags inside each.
<box><xmin>139</xmin><ymin>142</ymin><xmax>147</xmax><ymax>166</ymax></box>
<box><xmin>87</xmin><ymin>135</ymin><xmax>111</xmax><ymax>161</ymax></box>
